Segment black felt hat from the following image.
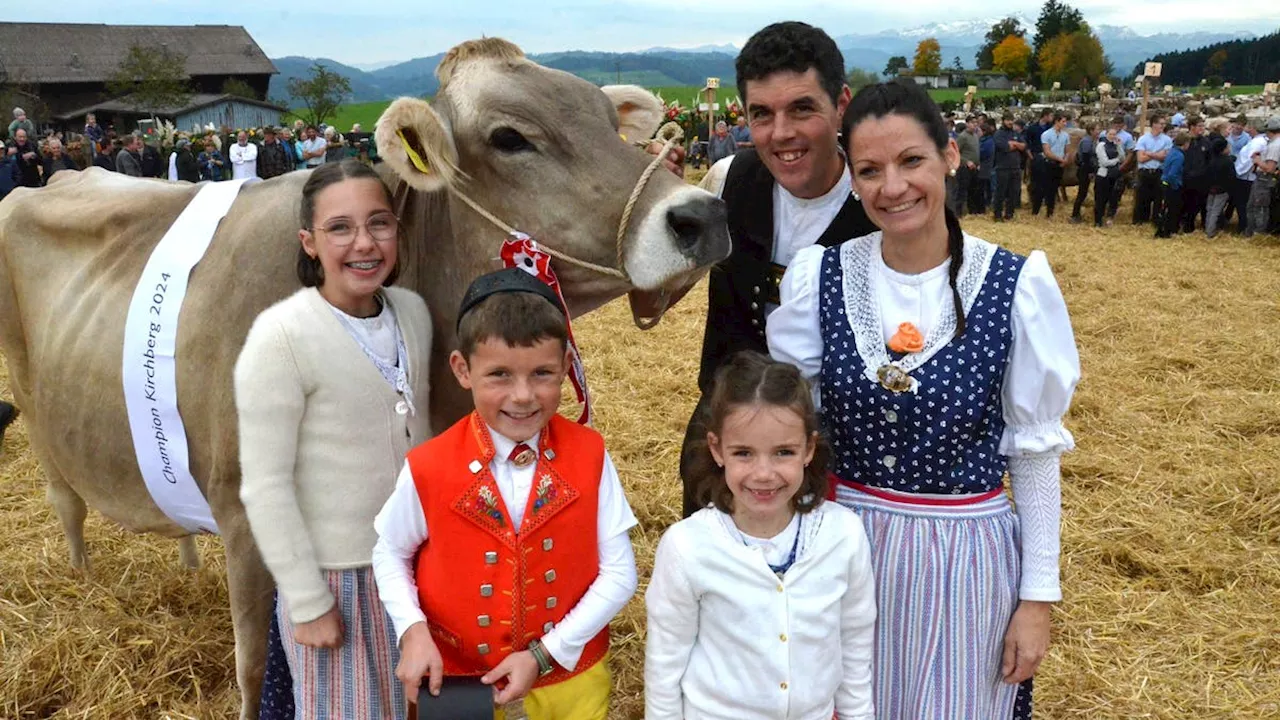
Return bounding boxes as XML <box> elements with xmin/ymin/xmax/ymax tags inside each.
<box><xmin>456</xmin><ymin>267</ymin><xmax>565</xmax><ymax>331</ymax></box>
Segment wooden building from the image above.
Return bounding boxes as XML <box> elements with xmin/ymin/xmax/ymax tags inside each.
<box><xmin>0</xmin><ymin>22</ymin><xmax>277</xmax><ymax>131</ymax></box>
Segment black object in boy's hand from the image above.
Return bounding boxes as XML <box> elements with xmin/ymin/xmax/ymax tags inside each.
<box><xmin>413</xmin><ymin>676</ymin><xmax>494</xmax><ymax>719</ymax></box>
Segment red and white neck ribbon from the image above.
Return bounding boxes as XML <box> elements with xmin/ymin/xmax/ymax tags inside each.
<box><xmin>500</xmin><ymin>232</ymin><xmax>593</xmax><ymax>426</ymax></box>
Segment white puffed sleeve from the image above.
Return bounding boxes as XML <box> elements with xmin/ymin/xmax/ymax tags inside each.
<box><xmin>999</xmin><ymin>250</ymin><xmax>1080</xmax><ymax>458</ymax></box>
<box><xmin>767</xmin><ymin>244</ymin><xmax>827</xmax><ymax>408</ymax></box>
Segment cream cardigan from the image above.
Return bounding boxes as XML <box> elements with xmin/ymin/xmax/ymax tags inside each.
<box><xmin>235</xmin><ymin>286</ymin><xmax>432</xmax><ymax>623</ymax></box>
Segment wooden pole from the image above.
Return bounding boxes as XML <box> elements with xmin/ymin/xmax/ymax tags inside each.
<box><xmin>706</xmin><ymin>87</ymin><xmax>716</xmax><ymax>143</ymax></box>
<box><xmin>1140</xmin><ymin>76</ymin><xmax>1149</xmax><ymax>132</ymax></box>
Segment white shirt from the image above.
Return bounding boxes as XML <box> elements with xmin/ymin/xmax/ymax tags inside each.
<box><xmin>167</xmin><ymin>151</ymin><xmax>178</xmax><ymax>181</ymax></box>
<box><xmin>372</xmin><ymin>426</ymin><xmax>639</xmax><ymax>671</ymax></box>
<box><xmin>330</xmin><ymin>300</ymin><xmax>397</xmax><ymax>364</ymax></box>
<box><xmin>766</xmin><ymin>233</ymin><xmax>1080</xmax><ymax>600</ymax></box>
<box><xmin>1236</xmin><ymin>135</ymin><xmax>1268</xmax><ymax>181</ymax></box>
<box><xmin>229</xmin><ymin>142</ymin><xmax>258</xmax><ymax>180</ymax></box>
<box><xmin>644</xmin><ymin>503</ymin><xmax>876</xmax><ymax>720</ymax></box>
<box><xmin>301</xmin><ymin>137</ymin><xmax>328</xmax><ymax>166</ymax></box>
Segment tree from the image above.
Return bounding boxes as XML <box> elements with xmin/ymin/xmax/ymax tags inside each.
<box><xmin>952</xmin><ymin>56</ymin><xmax>964</xmax><ymax>72</ymax></box>
<box><xmin>884</xmin><ymin>56</ymin><xmax>909</xmax><ymax>77</ymax></box>
<box><xmin>286</xmin><ymin>63</ymin><xmax>352</xmax><ymax>128</ymax></box>
<box><xmin>221</xmin><ymin>78</ymin><xmax>258</xmax><ymax>100</ymax></box>
<box><xmin>1037</xmin><ymin>26</ymin><xmax>1107</xmax><ymax>89</ymax></box>
<box><xmin>106</xmin><ymin>44</ymin><xmax>192</xmax><ymax>116</ymax></box>
<box><xmin>1205</xmin><ymin>49</ymin><xmax>1229</xmax><ymax>85</ymax></box>
<box><xmin>992</xmin><ymin>35</ymin><xmax>1033</xmax><ymax>79</ymax></box>
<box><xmin>913</xmin><ymin>38</ymin><xmax>942</xmax><ymax>76</ymax></box>
<box><xmin>846</xmin><ymin>68</ymin><xmax>879</xmax><ymax>92</ymax></box>
<box><xmin>1031</xmin><ymin>0</ymin><xmax>1084</xmax><ymax>80</ymax></box>
<box><xmin>977</xmin><ymin>17</ymin><xmax>1027</xmax><ymax>70</ymax></box>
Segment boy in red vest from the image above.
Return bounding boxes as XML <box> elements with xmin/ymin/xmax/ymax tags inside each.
<box><xmin>372</xmin><ymin>268</ymin><xmax>639</xmax><ymax>719</ymax></box>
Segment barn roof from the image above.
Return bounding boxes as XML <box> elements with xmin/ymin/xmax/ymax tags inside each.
<box><xmin>54</xmin><ymin>93</ymin><xmax>286</xmax><ymax>121</ymax></box>
<box><xmin>0</xmin><ymin>23</ymin><xmax>277</xmax><ymax>84</ymax></box>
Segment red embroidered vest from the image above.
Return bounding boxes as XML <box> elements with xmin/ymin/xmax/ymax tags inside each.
<box><xmin>408</xmin><ymin>412</ymin><xmax>608</xmax><ymax>686</ymax></box>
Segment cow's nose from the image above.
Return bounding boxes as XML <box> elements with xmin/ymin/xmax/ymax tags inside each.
<box><xmin>666</xmin><ymin>197</ymin><xmax>728</xmax><ymax>258</ymax></box>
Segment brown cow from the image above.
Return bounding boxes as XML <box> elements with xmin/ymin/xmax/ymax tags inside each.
<box><xmin>0</xmin><ymin>38</ymin><xmax>728</xmax><ymax>717</ymax></box>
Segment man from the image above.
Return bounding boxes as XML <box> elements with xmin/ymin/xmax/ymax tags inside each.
<box><xmin>1070</xmin><ymin>122</ymin><xmax>1100</xmax><ymax>224</ymax></box>
<box><xmin>0</xmin><ymin>144</ymin><xmax>21</xmax><ymax>201</ymax></box>
<box><xmin>1245</xmin><ymin>117</ymin><xmax>1280</xmax><ymax>237</ymax></box>
<box><xmin>1037</xmin><ymin>112</ymin><xmax>1071</xmax><ymax>218</ymax></box>
<box><xmin>41</xmin><ymin>138</ymin><xmax>79</xmax><ymax>181</ymax></box>
<box><xmin>115</xmin><ymin>135</ymin><xmax>143</xmax><ymax>177</ymax></box>
<box><xmin>953</xmin><ymin>117</ymin><xmax>979</xmax><ymax>217</ymax></box>
<box><xmin>8</xmin><ymin>107</ymin><xmax>34</xmax><ymax>140</ymax></box>
<box><xmin>1234</xmin><ymin>124</ymin><xmax>1267</xmax><ymax>235</ymax></box>
<box><xmin>1180</xmin><ymin>116</ymin><xmax>1213</xmax><ymax>233</ymax></box>
<box><xmin>730</xmin><ymin>115</ymin><xmax>753</xmax><ymax>148</ymax></box>
<box><xmin>1025</xmin><ymin>108</ymin><xmax>1053</xmax><ymax>214</ymax></box>
<box><xmin>678</xmin><ymin>21</ymin><xmax>876</xmax><ymax>517</ymax></box>
<box><xmin>1133</xmin><ymin>115</ymin><xmax>1171</xmax><ymax>224</ymax></box>
<box><xmin>992</xmin><ymin>111</ymin><xmax>1026</xmax><ymax>221</ymax></box>
<box><xmin>229</xmin><ymin>131</ymin><xmax>259</xmax><ymax>180</ymax></box>
<box><xmin>257</xmin><ymin>127</ymin><xmax>291</xmax><ymax>180</ymax></box>
<box><xmin>140</xmin><ymin>139</ymin><xmax>164</xmax><ymax>178</ymax></box>
<box><xmin>93</xmin><ymin>139</ymin><xmax>119</xmax><ymax>172</ymax></box>
<box><xmin>1170</xmin><ymin>110</ymin><xmax>1187</xmax><ymax>129</ymax></box>
<box><xmin>173</xmin><ymin>138</ymin><xmax>199</xmax><ymax>183</ymax></box>
<box><xmin>707</xmin><ymin>120</ymin><xmax>737</xmax><ymax>164</ymax></box>
<box><xmin>8</xmin><ymin>128</ymin><xmax>42</xmax><ymax>188</ymax></box>
<box><xmin>300</xmin><ymin>125</ymin><xmax>327</xmax><ymax>168</ymax></box>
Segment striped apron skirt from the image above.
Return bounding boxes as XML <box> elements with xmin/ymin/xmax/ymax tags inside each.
<box><xmin>276</xmin><ymin>567</ymin><xmax>406</xmax><ymax>720</ymax></box>
<box><xmin>835</xmin><ymin>481</ymin><xmax>1033</xmax><ymax>720</ymax></box>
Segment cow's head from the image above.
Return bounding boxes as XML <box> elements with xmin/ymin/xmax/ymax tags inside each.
<box><xmin>376</xmin><ymin>38</ymin><xmax>729</xmax><ymax>323</ymax></box>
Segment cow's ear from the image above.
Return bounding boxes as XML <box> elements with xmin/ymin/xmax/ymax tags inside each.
<box><xmin>602</xmin><ymin>85</ymin><xmax>664</xmax><ymax>145</ymax></box>
<box><xmin>375</xmin><ymin>97</ymin><xmax>461</xmax><ymax>192</ymax></box>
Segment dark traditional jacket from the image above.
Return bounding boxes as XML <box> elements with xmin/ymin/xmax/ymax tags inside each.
<box><xmin>695</xmin><ymin>149</ymin><xmax>877</xmax><ymax>392</ymax></box>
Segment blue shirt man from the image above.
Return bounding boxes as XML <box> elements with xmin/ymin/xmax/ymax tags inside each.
<box><xmin>729</xmin><ymin>117</ymin><xmax>752</xmax><ymax>146</ymax></box>
<box><xmin>1040</xmin><ymin>125</ymin><xmax>1070</xmax><ymax>163</ymax></box>
<box><xmin>1228</xmin><ymin>125</ymin><xmax>1249</xmax><ymax>157</ymax></box>
<box><xmin>1135</xmin><ymin>121</ymin><xmax>1173</xmax><ymax>170</ymax></box>
<box><xmin>1162</xmin><ymin>144</ymin><xmax>1185</xmax><ymax>189</ymax></box>
<box><xmin>1171</xmin><ymin>111</ymin><xmax>1187</xmax><ymax>128</ymax></box>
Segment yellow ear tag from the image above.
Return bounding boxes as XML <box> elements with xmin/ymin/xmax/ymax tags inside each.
<box><xmin>619</xmin><ymin>133</ymin><xmax>628</xmax><ymax>142</ymax></box>
<box><xmin>396</xmin><ymin>130</ymin><xmax>432</xmax><ymax>175</ymax></box>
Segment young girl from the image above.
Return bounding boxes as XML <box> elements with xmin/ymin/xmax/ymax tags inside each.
<box><xmin>645</xmin><ymin>351</ymin><xmax>876</xmax><ymax>720</ymax></box>
<box><xmin>235</xmin><ymin>159</ymin><xmax>433</xmax><ymax>720</ymax></box>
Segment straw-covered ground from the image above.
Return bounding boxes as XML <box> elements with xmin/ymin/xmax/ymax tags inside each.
<box><xmin>2</xmin><ymin>192</ymin><xmax>1279</xmax><ymax>719</ymax></box>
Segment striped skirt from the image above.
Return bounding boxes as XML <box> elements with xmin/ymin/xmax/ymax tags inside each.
<box><xmin>276</xmin><ymin>567</ymin><xmax>406</xmax><ymax>720</ymax></box>
<box><xmin>835</xmin><ymin>483</ymin><xmax>1033</xmax><ymax>720</ymax></box>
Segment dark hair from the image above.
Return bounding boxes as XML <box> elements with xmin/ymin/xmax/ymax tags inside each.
<box><xmin>1111</xmin><ymin>115</ymin><xmax>1126</xmax><ymax>126</ymax></box>
<box><xmin>1173</xmin><ymin>131</ymin><xmax>1191</xmax><ymax>148</ymax></box>
<box><xmin>841</xmin><ymin>80</ymin><xmax>967</xmax><ymax>339</ymax></box>
<box><xmin>735</xmin><ymin>22</ymin><xmax>846</xmax><ymax>108</ymax></box>
<box><xmin>1150</xmin><ymin>114</ymin><xmax>1165</xmax><ymax>126</ymax></box>
<box><xmin>1187</xmin><ymin>115</ymin><xmax>1204</xmax><ymax>128</ymax></box>
<box><xmin>456</xmin><ymin>291</ymin><xmax>569</xmax><ymax>359</ymax></box>
<box><xmin>690</xmin><ymin>352</ymin><xmax>829</xmax><ymax>515</ymax></box>
<box><xmin>1052</xmin><ymin>112</ymin><xmax>1066</xmax><ymax>123</ymax></box>
<box><xmin>1210</xmin><ymin>136</ymin><xmax>1228</xmax><ymax>155</ymax></box>
<box><xmin>1040</xmin><ymin>108</ymin><xmax>1054</xmax><ymax>119</ymax></box>
<box><xmin>296</xmin><ymin>159</ymin><xmax>400</xmax><ymax>288</ymax></box>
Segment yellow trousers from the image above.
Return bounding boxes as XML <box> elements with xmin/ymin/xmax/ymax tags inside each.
<box><xmin>494</xmin><ymin>657</ymin><xmax>610</xmax><ymax>720</ymax></box>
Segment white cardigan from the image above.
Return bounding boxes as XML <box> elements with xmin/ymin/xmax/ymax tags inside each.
<box><xmin>645</xmin><ymin>503</ymin><xmax>876</xmax><ymax>720</ymax></box>
<box><xmin>235</xmin><ymin>286</ymin><xmax>432</xmax><ymax>623</ymax></box>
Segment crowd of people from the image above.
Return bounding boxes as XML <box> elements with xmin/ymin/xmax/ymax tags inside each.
<box><xmin>0</xmin><ymin>110</ymin><xmax>378</xmax><ymax>202</ymax></box>
<box><xmin>943</xmin><ymin>106</ymin><xmax>1280</xmax><ymax>238</ymax></box>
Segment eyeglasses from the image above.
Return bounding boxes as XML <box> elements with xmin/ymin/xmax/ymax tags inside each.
<box><xmin>312</xmin><ymin>213</ymin><xmax>400</xmax><ymax>247</ymax></box>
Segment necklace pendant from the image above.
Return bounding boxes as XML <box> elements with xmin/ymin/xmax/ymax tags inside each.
<box><xmin>511</xmin><ymin>446</ymin><xmax>537</xmax><ymax>468</ymax></box>
<box><xmin>876</xmin><ymin>363</ymin><xmax>915</xmax><ymax>394</ymax></box>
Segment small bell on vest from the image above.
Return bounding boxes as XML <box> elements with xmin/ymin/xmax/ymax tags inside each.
<box><xmin>509</xmin><ymin>443</ymin><xmax>537</xmax><ymax>469</ymax></box>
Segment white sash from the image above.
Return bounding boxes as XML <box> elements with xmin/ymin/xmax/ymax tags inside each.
<box><xmin>122</xmin><ymin>178</ymin><xmax>260</xmax><ymax>534</ymax></box>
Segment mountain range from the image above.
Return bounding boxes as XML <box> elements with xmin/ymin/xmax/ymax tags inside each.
<box><xmin>267</xmin><ymin>18</ymin><xmax>1259</xmax><ymax>105</ymax></box>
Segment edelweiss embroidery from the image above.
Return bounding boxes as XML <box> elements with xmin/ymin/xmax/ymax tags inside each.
<box><xmin>474</xmin><ymin>485</ymin><xmax>504</xmax><ymax>525</ymax></box>
<box><xmin>532</xmin><ymin>474</ymin><xmax>557</xmax><ymax>513</ymax></box>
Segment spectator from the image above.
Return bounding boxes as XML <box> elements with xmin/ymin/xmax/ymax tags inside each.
<box><xmin>1170</xmin><ymin>110</ymin><xmax>1186</xmax><ymax>128</ymax></box>
<box><xmin>976</xmin><ymin>119</ymin><xmax>995</xmax><ymax>214</ymax></box>
<box><xmin>140</xmin><ymin>139</ymin><xmax>164</xmax><ymax>178</ymax></box>
<box><xmin>8</xmin><ymin>107</ymin><xmax>34</xmax><ymax>140</ymax></box>
<box><xmin>1155</xmin><ymin>132</ymin><xmax>1189</xmax><ymax>238</ymax></box>
<box><xmin>1110</xmin><ymin>116</ymin><xmax>1136</xmax><ymax>221</ymax></box>
<box><xmin>707</xmin><ymin>120</ymin><xmax>736</xmax><ymax>165</ymax></box>
<box><xmin>323</xmin><ymin>127</ymin><xmax>346</xmax><ymax>164</ymax></box>
<box><xmin>168</xmin><ymin>139</ymin><xmax>181</xmax><ymax>181</ymax></box>
<box><xmin>1070</xmin><ymin>122</ymin><xmax>1100</xmax><ymax>224</ymax></box>
<box><xmin>0</xmin><ymin>144</ymin><xmax>20</xmax><ymax>201</ymax></box>
<box><xmin>258</xmin><ymin>127</ymin><xmax>291</xmax><ymax>180</ymax></box>
<box><xmin>230</xmin><ymin>131</ymin><xmax>259</xmax><ymax>180</ymax></box>
<box><xmin>729</xmin><ymin>115</ymin><xmax>752</xmax><ymax>148</ymax></box>
<box><xmin>41</xmin><ymin>138</ymin><xmax>79</xmax><ymax>181</ymax></box>
<box><xmin>1203</xmin><ymin>136</ymin><xmax>1236</xmax><ymax>238</ymax></box>
<box><xmin>992</xmin><ymin>112</ymin><xmax>1025</xmax><ymax>221</ymax></box>
<box><xmin>83</xmin><ymin>113</ymin><xmax>104</xmax><ymax>159</ymax></box>
<box><xmin>1234</xmin><ymin>124</ymin><xmax>1267</xmax><ymax>235</ymax></box>
<box><xmin>1133</xmin><ymin>116</ymin><xmax>1171</xmax><ymax>224</ymax></box>
<box><xmin>953</xmin><ymin>118</ymin><xmax>979</xmax><ymax>217</ymax></box>
<box><xmin>1244</xmin><ymin>117</ymin><xmax>1280</xmax><ymax>237</ymax></box>
<box><xmin>197</xmin><ymin>139</ymin><xmax>225</xmax><ymax>181</ymax></box>
<box><xmin>93</xmin><ymin>140</ymin><xmax>120</xmax><ymax>172</ymax></box>
<box><xmin>1093</xmin><ymin>127</ymin><xmax>1123</xmax><ymax>228</ymax></box>
<box><xmin>1026</xmin><ymin>108</ymin><xmax>1052</xmax><ymax>212</ymax></box>
<box><xmin>1036</xmin><ymin>112</ymin><xmax>1070</xmax><ymax>218</ymax></box>
<box><xmin>115</xmin><ymin>135</ymin><xmax>143</xmax><ymax>177</ymax></box>
<box><xmin>174</xmin><ymin>138</ymin><xmax>200</xmax><ymax>183</ymax></box>
<box><xmin>300</xmin><ymin>125</ymin><xmax>327</xmax><ymax>168</ymax></box>
<box><xmin>1180</xmin><ymin>116</ymin><xmax>1212</xmax><ymax>233</ymax></box>
<box><xmin>1227</xmin><ymin>116</ymin><xmax>1249</xmax><ymax>158</ymax></box>
<box><xmin>9</xmin><ymin>128</ymin><xmax>42</xmax><ymax>187</ymax></box>
<box><xmin>279</xmin><ymin>128</ymin><xmax>303</xmax><ymax>171</ymax></box>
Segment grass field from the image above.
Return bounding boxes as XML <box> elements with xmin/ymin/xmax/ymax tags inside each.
<box><xmin>1</xmin><ymin>170</ymin><xmax>1278</xmax><ymax>718</ymax></box>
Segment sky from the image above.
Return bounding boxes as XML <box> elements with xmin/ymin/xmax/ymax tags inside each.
<box><xmin>1</xmin><ymin>1</ymin><xmax>1266</xmax><ymax>67</ymax></box>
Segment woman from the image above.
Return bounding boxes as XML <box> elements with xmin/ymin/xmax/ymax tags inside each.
<box><xmin>237</xmin><ymin>159</ymin><xmax>433</xmax><ymax>719</ymax></box>
<box><xmin>767</xmin><ymin>80</ymin><xmax>1080</xmax><ymax>719</ymax></box>
<box><xmin>1093</xmin><ymin>127</ymin><xmax>1123</xmax><ymax>227</ymax></box>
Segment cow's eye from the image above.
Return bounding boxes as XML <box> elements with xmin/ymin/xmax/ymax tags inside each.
<box><xmin>489</xmin><ymin>127</ymin><xmax>535</xmax><ymax>153</ymax></box>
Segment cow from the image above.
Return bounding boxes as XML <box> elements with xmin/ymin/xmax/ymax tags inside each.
<box><xmin>0</xmin><ymin>38</ymin><xmax>728</xmax><ymax>718</ymax></box>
